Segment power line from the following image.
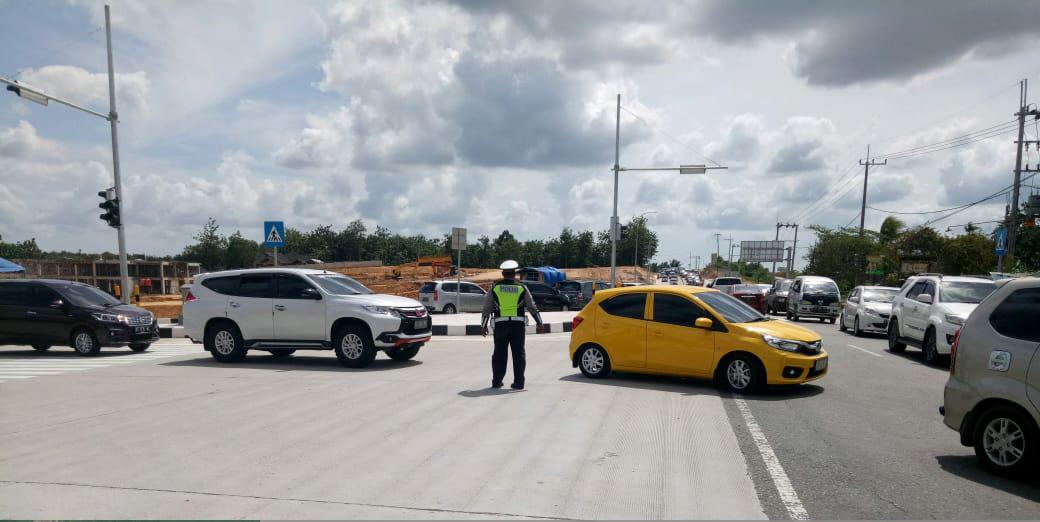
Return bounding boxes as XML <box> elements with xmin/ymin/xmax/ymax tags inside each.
<box><xmin>921</xmin><ymin>172</ymin><xmax>1038</xmax><ymax>228</ymax></box>
<box><xmin>878</xmin><ymin>119</ymin><xmax>1017</xmax><ymax>157</ymax></box>
<box><xmin>787</xmin><ymin>162</ymin><xmax>861</xmax><ymax>224</ymax></box>
<box><xmin>618</xmin><ymin>105</ymin><xmax>722</xmax><ymax>167</ymax></box>
<box><xmin>880</xmin><ymin>122</ymin><xmax>1019</xmax><ymax>160</ymax></box>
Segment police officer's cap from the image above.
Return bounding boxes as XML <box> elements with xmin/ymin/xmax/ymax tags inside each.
<box><xmin>499</xmin><ymin>260</ymin><xmax>520</xmax><ymax>270</ymax></box>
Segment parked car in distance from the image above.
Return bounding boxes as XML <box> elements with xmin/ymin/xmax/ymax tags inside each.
<box><xmin>568</xmin><ymin>285</ymin><xmax>827</xmax><ymax>393</ymax></box>
<box><xmin>765</xmin><ymin>279</ymin><xmax>793</xmax><ymax>315</ymax></box>
<box><xmin>183</xmin><ymin>268</ymin><xmax>431</xmax><ymax>368</ymax></box>
<box><xmin>786</xmin><ymin>276</ymin><xmax>841</xmax><ymax>323</ymax></box>
<box><xmin>0</xmin><ymin>279</ymin><xmax>158</xmax><ymax>355</ymax></box>
<box><xmin>524</xmin><ymin>281</ymin><xmax>572</xmax><ymax>311</ymax></box>
<box><xmin>556</xmin><ymin>280</ymin><xmax>610</xmax><ymax>309</ymax></box>
<box><xmin>889</xmin><ymin>274</ymin><xmax>997</xmax><ymax>365</ymax></box>
<box><xmin>418</xmin><ymin>280</ymin><xmax>486</xmax><ymax>314</ymax></box>
<box><xmin>942</xmin><ymin>277</ymin><xmax>1040</xmax><ymax>476</ymax></box>
<box><xmin>729</xmin><ymin>284</ymin><xmax>768</xmax><ymax>314</ymax></box>
<box><xmin>839</xmin><ymin>285</ymin><xmax>899</xmax><ymax>336</ymax></box>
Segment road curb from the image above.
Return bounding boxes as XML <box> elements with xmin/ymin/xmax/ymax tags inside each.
<box><xmin>159</xmin><ymin>322</ymin><xmax>573</xmax><ymax>339</ymax></box>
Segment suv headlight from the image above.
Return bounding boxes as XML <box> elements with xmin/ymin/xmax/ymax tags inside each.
<box><xmin>945</xmin><ymin>313</ymin><xmax>965</xmax><ymax>326</ymax></box>
<box><xmin>361</xmin><ymin>305</ymin><xmax>400</xmax><ymax>317</ymax></box>
<box><xmin>92</xmin><ymin>312</ymin><xmax>127</xmax><ymax>323</ymax></box>
<box><xmin>762</xmin><ymin>334</ymin><xmax>802</xmax><ymax>352</ymax></box>
<box><xmin>864</xmin><ymin>308</ymin><xmax>880</xmax><ymax>317</ymax></box>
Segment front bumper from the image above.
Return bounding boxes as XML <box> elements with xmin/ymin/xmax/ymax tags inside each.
<box><xmin>793</xmin><ymin>306</ymin><xmax>840</xmax><ymax>319</ymax></box>
<box><xmin>376</xmin><ymin>331</ymin><xmax>432</xmax><ymax>347</ymax></box>
<box><xmin>936</xmin><ymin>323</ymin><xmax>959</xmax><ymax>355</ymax></box>
<box><xmin>95</xmin><ymin>322</ymin><xmax>160</xmax><ymax>346</ymax></box>
<box><xmin>859</xmin><ymin>314</ymin><xmax>890</xmax><ymax>332</ymax></box>
<box><xmin>770</xmin><ymin>350</ymin><xmax>829</xmax><ymax>384</ymax></box>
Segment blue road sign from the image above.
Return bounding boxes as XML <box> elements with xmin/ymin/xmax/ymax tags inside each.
<box><xmin>994</xmin><ymin>226</ymin><xmax>1007</xmax><ymax>256</ymax></box>
<box><xmin>264</xmin><ymin>221</ymin><xmax>285</xmax><ymax>248</ymax></box>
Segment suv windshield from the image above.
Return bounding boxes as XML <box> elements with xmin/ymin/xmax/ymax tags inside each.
<box><xmin>863</xmin><ymin>289</ymin><xmax>898</xmax><ymax>303</ymax></box>
<box><xmin>557</xmin><ymin>281</ymin><xmax>580</xmax><ymax>293</ymax></box>
<box><xmin>307</xmin><ymin>274</ymin><xmax>373</xmax><ymax>295</ymax></box>
<box><xmin>715</xmin><ymin>277</ymin><xmax>742</xmax><ymax>286</ymax></box>
<box><xmin>696</xmin><ymin>291</ymin><xmax>766</xmax><ymax>323</ymax></box>
<box><xmin>940</xmin><ymin>281</ymin><xmax>995</xmax><ymax>304</ymax></box>
<box><xmin>804</xmin><ymin>281</ymin><xmax>839</xmax><ymax>294</ymax></box>
<box><xmin>778</xmin><ymin>281</ymin><xmax>792</xmax><ymax>291</ymax></box>
<box><xmin>61</xmin><ymin>284</ymin><xmax>121</xmax><ymax>307</ymax></box>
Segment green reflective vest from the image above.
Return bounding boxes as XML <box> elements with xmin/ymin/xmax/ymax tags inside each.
<box><xmin>493</xmin><ymin>282</ymin><xmax>525</xmax><ymax>317</ymax></box>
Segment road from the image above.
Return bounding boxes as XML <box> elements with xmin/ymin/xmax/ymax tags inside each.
<box><xmin>0</xmin><ymin>321</ymin><xmax>1037</xmax><ymax>519</ymax></box>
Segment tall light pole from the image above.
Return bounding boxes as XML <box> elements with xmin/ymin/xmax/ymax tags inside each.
<box><xmin>633</xmin><ymin>210</ymin><xmax>657</xmax><ymax>281</ymax></box>
<box><xmin>610</xmin><ymin>93</ymin><xmax>727</xmax><ymax>285</ymax></box>
<box><xmin>1</xmin><ymin>4</ymin><xmax>130</xmax><ymax>303</ymax></box>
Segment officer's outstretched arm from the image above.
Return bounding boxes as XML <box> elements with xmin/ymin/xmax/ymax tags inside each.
<box><xmin>480</xmin><ymin>285</ymin><xmax>496</xmax><ymax>327</ymax></box>
<box><xmin>522</xmin><ymin>287</ymin><xmax>543</xmax><ymax>325</ymax></box>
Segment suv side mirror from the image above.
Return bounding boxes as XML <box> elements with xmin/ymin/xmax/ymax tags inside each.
<box><xmin>301</xmin><ymin>288</ymin><xmax>322</xmax><ymax>300</ymax></box>
<box><xmin>917</xmin><ymin>293</ymin><xmax>933</xmax><ymax>304</ymax></box>
<box><xmin>694</xmin><ymin>317</ymin><xmax>713</xmax><ymax>329</ymax></box>
<box><xmin>49</xmin><ymin>299</ymin><xmax>65</xmax><ymax>310</ymax></box>
<box><xmin>849</xmin><ymin>296</ymin><xmax>859</xmax><ymax>303</ymax></box>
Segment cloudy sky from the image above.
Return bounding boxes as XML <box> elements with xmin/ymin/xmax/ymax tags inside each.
<box><xmin>1</xmin><ymin>0</ymin><xmax>1039</xmax><ymax>268</ymax></box>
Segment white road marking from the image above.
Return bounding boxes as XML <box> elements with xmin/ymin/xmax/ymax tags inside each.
<box><xmin>0</xmin><ymin>344</ymin><xmax>201</xmax><ymax>383</ymax></box>
<box><xmin>846</xmin><ymin>344</ymin><xmax>882</xmax><ymax>358</ymax></box>
<box><xmin>735</xmin><ymin>398</ymin><xmax>809</xmax><ymax>520</ymax></box>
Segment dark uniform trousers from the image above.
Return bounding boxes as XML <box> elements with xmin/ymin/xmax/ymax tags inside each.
<box><xmin>492</xmin><ymin>321</ymin><xmax>526</xmax><ymax>386</ymax></box>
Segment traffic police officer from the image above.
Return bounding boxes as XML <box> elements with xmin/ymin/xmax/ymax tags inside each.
<box><xmin>481</xmin><ymin>260</ymin><xmax>543</xmax><ymax>389</ymax></box>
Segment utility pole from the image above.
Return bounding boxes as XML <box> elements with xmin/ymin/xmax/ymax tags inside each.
<box><xmin>103</xmin><ymin>5</ymin><xmax>130</xmax><ymax>304</ymax></box>
<box><xmin>859</xmin><ymin>144</ymin><xmax>886</xmax><ymax>236</ymax></box>
<box><xmin>725</xmin><ymin>235</ymin><xmax>734</xmax><ymax>271</ymax></box>
<box><xmin>790</xmin><ymin>224</ymin><xmax>799</xmax><ymax>274</ymax></box>
<box><xmin>1009</xmin><ymin>79</ymin><xmax>1029</xmax><ymax>259</ymax></box>
<box><xmin>772</xmin><ymin>221</ymin><xmax>781</xmax><ymax>274</ymax></box>
<box><xmin>610</xmin><ymin>94</ymin><xmax>621</xmax><ymax>285</ymax></box>
<box><xmin>713</xmin><ymin>233</ymin><xmax>722</xmax><ymax>270</ymax></box>
<box><xmin>776</xmin><ymin>222</ymin><xmax>798</xmax><ymax>276</ymax></box>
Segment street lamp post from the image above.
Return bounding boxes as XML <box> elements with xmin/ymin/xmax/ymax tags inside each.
<box><xmin>1</xmin><ymin>5</ymin><xmax>130</xmax><ymax>303</ymax></box>
<box><xmin>610</xmin><ymin>94</ymin><xmax>727</xmax><ymax>285</ymax></box>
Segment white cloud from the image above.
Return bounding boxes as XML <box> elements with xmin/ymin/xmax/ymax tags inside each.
<box><xmin>18</xmin><ymin>65</ymin><xmax>150</xmax><ymax>115</ymax></box>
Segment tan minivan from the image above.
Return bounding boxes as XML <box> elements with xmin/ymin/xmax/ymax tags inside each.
<box><xmin>942</xmin><ymin>277</ymin><xmax>1040</xmax><ymax>476</ymax></box>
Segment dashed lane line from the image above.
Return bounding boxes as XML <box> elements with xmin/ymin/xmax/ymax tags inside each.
<box><xmin>846</xmin><ymin>343</ymin><xmax>883</xmax><ymax>358</ymax></box>
<box><xmin>735</xmin><ymin>397</ymin><xmax>809</xmax><ymax>520</ymax></box>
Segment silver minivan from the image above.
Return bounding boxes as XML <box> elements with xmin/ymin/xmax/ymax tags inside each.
<box><xmin>942</xmin><ymin>277</ymin><xmax>1040</xmax><ymax>476</ymax></box>
<box><xmin>418</xmin><ymin>280</ymin><xmax>486</xmax><ymax>314</ymax></box>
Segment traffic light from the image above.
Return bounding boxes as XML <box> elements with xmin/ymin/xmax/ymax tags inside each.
<box><xmin>620</xmin><ymin>225</ymin><xmax>629</xmax><ymax>237</ymax></box>
<box><xmin>98</xmin><ymin>188</ymin><xmax>120</xmax><ymax>228</ymax></box>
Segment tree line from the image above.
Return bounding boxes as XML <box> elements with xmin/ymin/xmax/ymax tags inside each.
<box><xmin>804</xmin><ymin>216</ymin><xmax>1040</xmax><ymax>293</ymax></box>
<box><xmin>174</xmin><ymin>217</ymin><xmax>659</xmax><ymax>271</ymax></box>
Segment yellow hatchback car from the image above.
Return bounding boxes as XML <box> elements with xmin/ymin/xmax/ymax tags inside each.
<box><xmin>568</xmin><ymin>285</ymin><xmax>828</xmax><ymax>393</ymax></box>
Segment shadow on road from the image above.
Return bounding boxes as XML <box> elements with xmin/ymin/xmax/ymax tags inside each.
<box><xmin>558</xmin><ymin>372</ymin><xmax>718</xmax><ymax>396</ymax></box>
<box><xmin>744</xmin><ymin>383</ymin><xmax>825</xmax><ymax>401</ymax></box>
<box><xmin>458</xmin><ymin>387</ymin><xmax>525</xmax><ymax>398</ymax></box>
<box><xmin>0</xmin><ymin>348</ymin><xmax>141</xmax><ymax>358</ymax></box>
<box><xmin>885</xmin><ymin>348</ymin><xmax>950</xmax><ymax>371</ymax></box>
<box><xmin>936</xmin><ymin>455</ymin><xmax>1040</xmax><ymax>503</ymax></box>
<box><xmin>161</xmin><ymin>354</ymin><xmax>422</xmax><ymax>373</ymax></box>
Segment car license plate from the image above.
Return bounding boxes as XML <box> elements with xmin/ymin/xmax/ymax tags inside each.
<box><xmin>413</xmin><ymin>318</ymin><xmax>428</xmax><ymax>330</ymax></box>
<box><xmin>814</xmin><ymin>358</ymin><xmax>828</xmax><ymax>371</ymax></box>
<box><xmin>135</xmin><ymin>325</ymin><xmax>151</xmax><ymax>334</ymax></box>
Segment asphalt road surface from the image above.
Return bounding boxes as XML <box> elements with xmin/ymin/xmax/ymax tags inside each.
<box><xmin>0</xmin><ymin>322</ymin><xmax>1038</xmax><ymax>519</ymax></box>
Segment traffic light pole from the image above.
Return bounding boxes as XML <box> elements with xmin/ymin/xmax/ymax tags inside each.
<box><xmin>105</xmin><ymin>5</ymin><xmax>130</xmax><ymax>304</ymax></box>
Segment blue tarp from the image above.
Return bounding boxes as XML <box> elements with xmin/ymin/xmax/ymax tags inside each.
<box><xmin>520</xmin><ymin>266</ymin><xmax>567</xmax><ymax>286</ymax></box>
<box><xmin>0</xmin><ymin>258</ymin><xmax>25</xmax><ymax>273</ymax></box>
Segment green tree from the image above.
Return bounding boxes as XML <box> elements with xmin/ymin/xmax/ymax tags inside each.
<box><xmin>894</xmin><ymin>226</ymin><xmax>946</xmax><ymax>273</ymax></box>
<box><xmin>879</xmin><ymin>216</ymin><xmax>905</xmax><ymax>244</ymax></box>
<box><xmin>180</xmin><ymin>218</ymin><xmax>227</xmax><ymax>270</ymax></box>
<box><xmin>941</xmin><ymin>232</ymin><xmax>993</xmax><ymax>275</ymax></box>
<box><xmin>804</xmin><ymin>225</ymin><xmax>879</xmax><ymax>292</ymax></box>
<box><xmin>493</xmin><ymin>230</ymin><xmax>522</xmax><ymax>263</ymax></box>
<box><xmin>224</xmin><ymin>231</ymin><xmax>260</xmax><ymax>269</ymax></box>
<box><xmin>0</xmin><ymin>236</ymin><xmax>42</xmax><ymax>259</ymax></box>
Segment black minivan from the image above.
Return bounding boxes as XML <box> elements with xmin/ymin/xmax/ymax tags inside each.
<box><xmin>0</xmin><ymin>279</ymin><xmax>158</xmax><ymax>355</ymax></box>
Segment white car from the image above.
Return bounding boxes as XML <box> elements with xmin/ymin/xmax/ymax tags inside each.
<box><xmin>839</xmin><ymin>285</ymin><xmax>899</xmax><ymax>336</ymax></box>
<box><xmin>888</xmin><ymin>274</ymin><xmax>996</xmax><ymax>365</ymax></box>
<box><xmin>183</xmin><ymin>268</ymin><xmax>431</xmax><ymax>368</ymax></box>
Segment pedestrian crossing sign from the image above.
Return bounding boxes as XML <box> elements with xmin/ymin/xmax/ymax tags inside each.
<box><xmin>263</xmin><ymin>221</ymin><xmax>285</xmax><ymax>247</ymax></box>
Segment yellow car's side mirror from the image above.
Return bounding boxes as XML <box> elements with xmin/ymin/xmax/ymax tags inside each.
<box><xmin>694</xmin><ymin>317</ymin><xmax>713</xmax><ymax>329</ymax></box>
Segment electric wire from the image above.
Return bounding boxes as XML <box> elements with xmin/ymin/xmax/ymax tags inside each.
<box><xmin>618</xmin><ymin>105</ymin><xmax>722</xmax><ymax>167</ymax></box>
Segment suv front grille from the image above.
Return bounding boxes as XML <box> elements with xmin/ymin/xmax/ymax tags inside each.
<box><xmin>126</xmin><ymin>315</ymin><xmax>154</xmax><ymax>326</ymax></box>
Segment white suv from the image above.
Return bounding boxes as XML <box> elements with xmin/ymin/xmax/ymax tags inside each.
<box><xmin>183</xmin><ymin>268</ymin><xmax>431</xmax><ymax>368</ymax></box>
<box><xmin>888</xmin><ymin>274</ymin><xmax>996</xmax><ymax>365</ymax></box>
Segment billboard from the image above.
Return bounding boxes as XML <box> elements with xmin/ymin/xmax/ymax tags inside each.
<box><xmin>739</xmin><ymin>240</ymin><xmax>785</xmax><ymax>262</ymax></box>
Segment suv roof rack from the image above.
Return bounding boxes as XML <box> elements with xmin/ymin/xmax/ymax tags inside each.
<box><xmin>914</xmin><ymin>273</ymin><xmax>943</xmax><ymax>278</ymax></box>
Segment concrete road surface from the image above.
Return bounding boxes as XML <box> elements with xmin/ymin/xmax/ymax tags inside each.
<box><xmin>1</xmin><ymin>319</ymin><xmax>1038</xmax><ymax>519</ymax></box>
<box><xmin>0</xmin><ymin>336</ymin><xmax>761</xmax><ymax>520</ymax></box>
